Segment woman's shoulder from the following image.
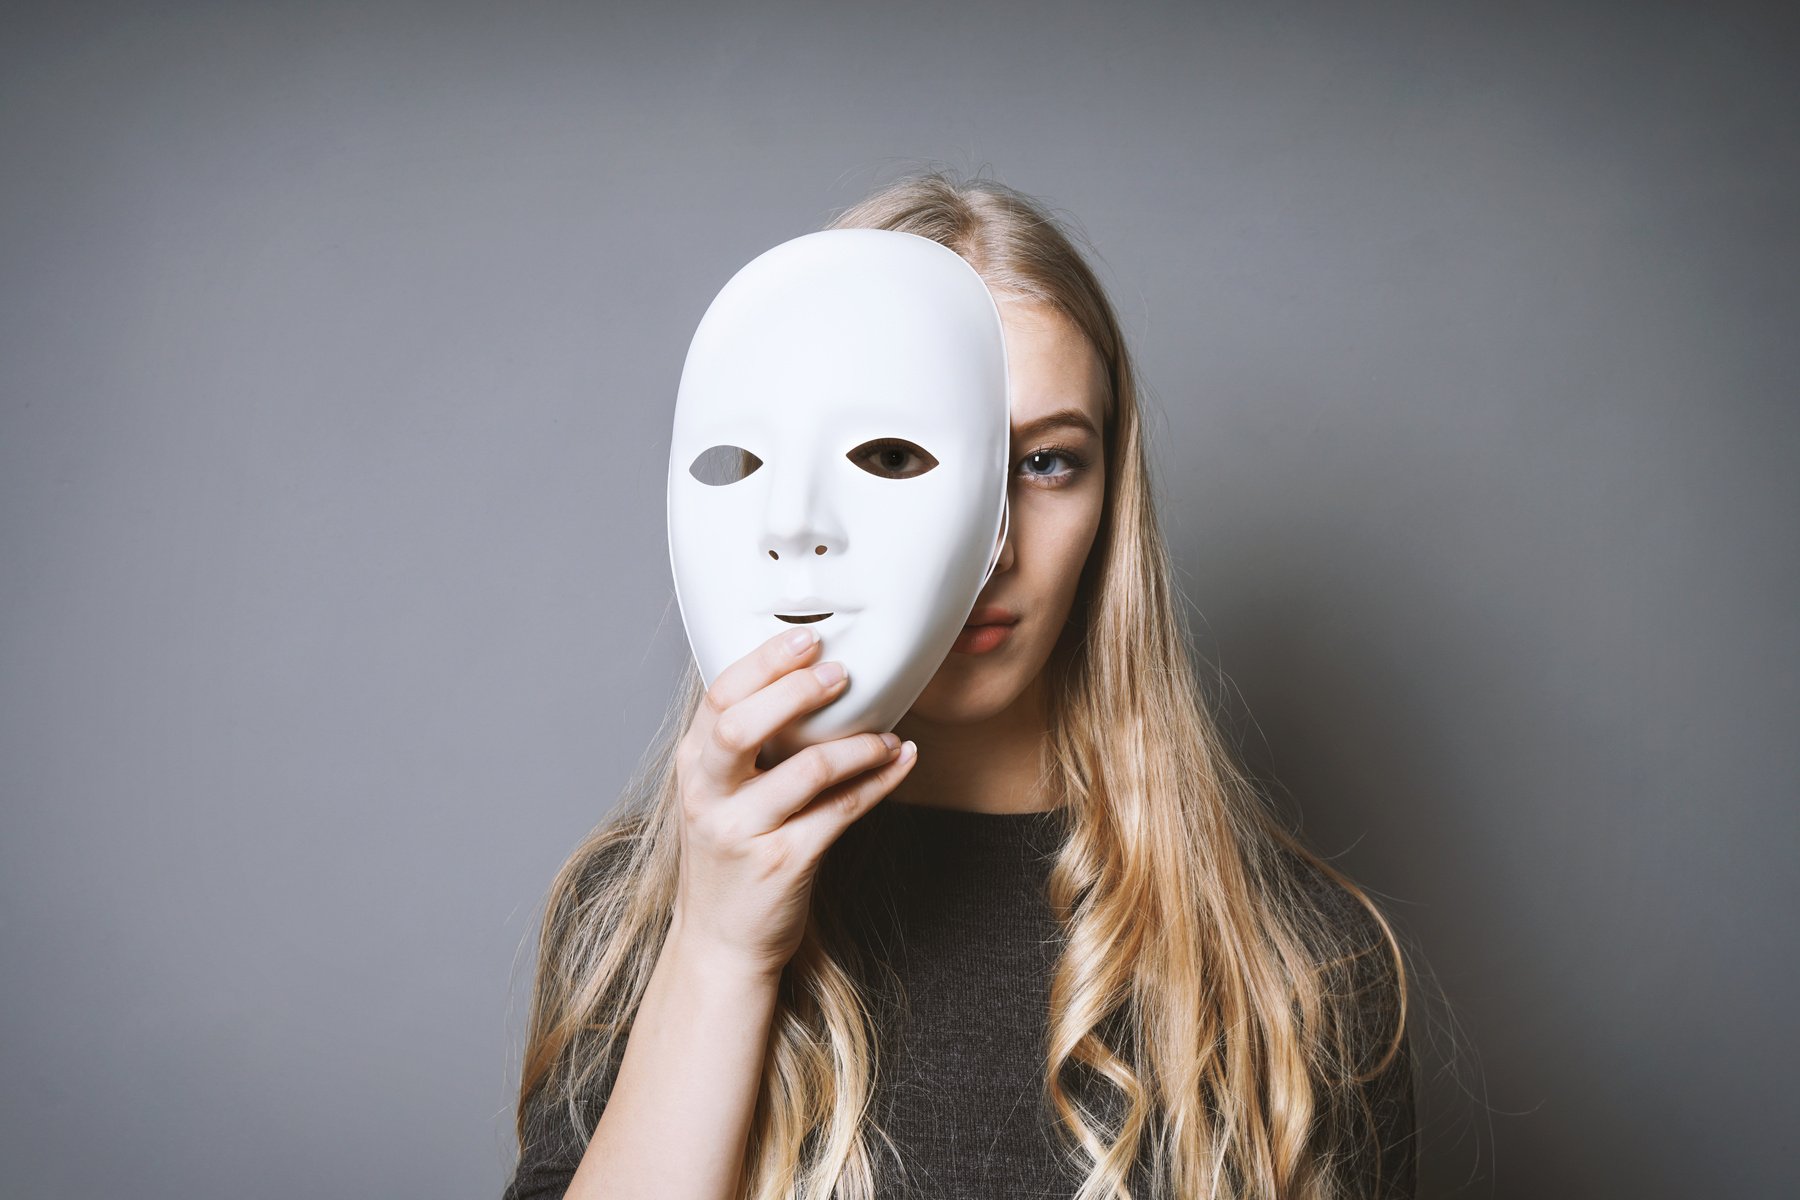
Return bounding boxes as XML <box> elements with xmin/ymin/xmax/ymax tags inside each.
<box><xmin>1267</xmin><ymin>840</ymin><xmax>1411</xmax><ymax>1052</ymax></box>
<box><xmin>1272</xmin><ymin>842</ymin><xmax>1401</xmax><ymax>970</ymax></box>
<box><xmin>568</xmin><ymin>818</ymin><xmax>651</xmax><ymax>896</ymax></box>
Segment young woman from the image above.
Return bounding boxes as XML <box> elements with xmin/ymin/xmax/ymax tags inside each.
<box><xmin>503</xmin><ymin>171</ymin><xmax>1417</xmax><ymax>1200</ymax></box>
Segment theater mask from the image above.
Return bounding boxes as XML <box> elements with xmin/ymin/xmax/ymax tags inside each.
<box><xmin>667</xmin><ymin>228</ymin><xmax>1010</xmax><ymax>761</ymax></box>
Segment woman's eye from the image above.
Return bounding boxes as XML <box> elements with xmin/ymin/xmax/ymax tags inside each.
<box><xmin>848</xmin><ymin>438</ymin><xmax>939</xmax><ymax>480</ymax></box>
<box><xmin>1019</xmin><ymin>447</ymin><xmax>1084</xmax><ymax>482</ymax></box>
<box><xmin>688</xmin><ymin>444</ymin><xmax>762</xmax><ymax>486</ymax></box>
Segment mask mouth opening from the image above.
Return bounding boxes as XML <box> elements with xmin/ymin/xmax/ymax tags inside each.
<box><xmin>775</xmin><ymin>612</ymin><xmax>833</xmax><ymax>624</ymax></box>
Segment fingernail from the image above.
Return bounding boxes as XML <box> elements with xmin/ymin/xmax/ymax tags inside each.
<box><xmin>813</xmin><ymin>661</ymin><xmax>846</xmax><ymax>686</ymax></box>
<box><xmin>880</xmin><ymin>732</ymin><xmax>901</xmax><ymax>751</ymax></box>
<box><xmin>785</xmin><ymin>628</ymin><xmax>818</xmax><ymax>655</ymax></box>
<box><xmin>898</xmin><ymin>740</ymin><xmax>917</xmax><ymax>763</ymax></box>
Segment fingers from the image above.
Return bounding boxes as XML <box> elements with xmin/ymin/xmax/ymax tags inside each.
<box><xmin>776</xmin><ymin>735</ymin><xmax>918</xmax><ymax>859</ymax></box>
<box><xmin>689</xmin><ymin>627</ymin><xmax>845</xmax><ymax>788</ymax></box>
<box><xmin>734</xmin><ymin>730</ymin><xmax>906</xmax><ymax>836</ymax></box>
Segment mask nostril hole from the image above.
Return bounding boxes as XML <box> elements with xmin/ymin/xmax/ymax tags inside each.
<box><xmin>814</xmin><ymin>546</ymin><xmax>826</xmax><ymax>555</ymax></box>
<box><xmin>768</xmin><ymin>550</ymin><xmax>778</xmax><ymax>560</ymax></box>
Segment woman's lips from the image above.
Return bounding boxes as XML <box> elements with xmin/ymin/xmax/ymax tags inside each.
<box><xmin>952</xmin><ymin>624</ymin><xmax>1013</xmax><ymax>654</ymax></box>
<box><xmin>965</xmin><ymin>603</ymin><xmax>1018</xmax><ymax>626</ymax></box>
<box><xmin>953</xmin><ymin>606</ymin><xmax>1019</xmax><ymax>655</ymax></box>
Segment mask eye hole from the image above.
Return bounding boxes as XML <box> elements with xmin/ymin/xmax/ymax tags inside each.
<box><xmin>848</xmin><ymin>437</ymin><xmax>939</xmax><ymax>480</ymax></box>
<box><xmin>689</xmin><ymin>445</ymin><xmax>762</xmax><ymax>486</ymax></box>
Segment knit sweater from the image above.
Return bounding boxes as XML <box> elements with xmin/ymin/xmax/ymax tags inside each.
<box><xmin>502</xmin><ymin>800</ymin><xmax>1417</xmax><ymax>1199</ymax></box>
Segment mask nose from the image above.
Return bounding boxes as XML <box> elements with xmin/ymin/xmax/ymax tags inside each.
<box><xmin>760</xmin><ymin>465</ymin><xmax>846</xmax><ymax>562</ymax></box>
<box><xmin>764</xmin><ymin>535</ymin><xmax>840</xmax><ymax>561</ymax></box>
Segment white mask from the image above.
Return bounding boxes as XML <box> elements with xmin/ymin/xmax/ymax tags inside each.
<box><xmin>667</xmin><ymin>229</ymin><xmax>1011</xmax><ymax>761</ymax></box>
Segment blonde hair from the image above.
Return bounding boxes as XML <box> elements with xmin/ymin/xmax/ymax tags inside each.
<box><xmin>512</xmin><ymin>168</ymin><xmax>1415</xmax><ymax>1199</ymax></box>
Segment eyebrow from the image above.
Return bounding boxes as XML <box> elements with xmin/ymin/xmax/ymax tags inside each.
<box><xmin>1011</xmin><ymin>407</ymin><xmax>1101</xmax><ymax>442</ymax></box>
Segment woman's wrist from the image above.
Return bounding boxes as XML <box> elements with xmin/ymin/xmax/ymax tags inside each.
<box><xmin>663</xmin><ymin>912</ymin><xmax>787</xmax><ymax>992</ymax></box>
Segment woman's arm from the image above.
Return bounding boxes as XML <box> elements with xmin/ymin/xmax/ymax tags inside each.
<box><xmin>560</xmin><ymin>920</ymin><xmax>781</xmax><ymax>1200</ymax></box>
<box><xmin>1284</xmin><ymin>849</ymin><xmax>1421</xmax><ymax>1199</ymax></box>
<box><xmin>503</xmin><ymin>921</ymin><xmax>781</xmax><ymax>1200</ymax></box>
<box><xmin>505</xmin><ymin>628</ymin><xmax>916</xmax><ymax>1198</ymax></box>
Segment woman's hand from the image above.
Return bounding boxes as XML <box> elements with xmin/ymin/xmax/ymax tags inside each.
<box><xmin>669</xmin><ymin>627</ymin><xmax>918</xmax><ymax>980</ymax></box>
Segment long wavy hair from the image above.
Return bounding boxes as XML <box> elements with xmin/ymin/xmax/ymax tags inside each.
<box><xmin>511</xmin><ymin>168</ymin><xmax>1414</xmax><ymax>1199</ymax></box>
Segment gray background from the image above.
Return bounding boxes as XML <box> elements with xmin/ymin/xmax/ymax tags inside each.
<box><xmin>3</xmin><ymin>1</ymin><xmax>1794</xmax><ymax>1196</ymax></box>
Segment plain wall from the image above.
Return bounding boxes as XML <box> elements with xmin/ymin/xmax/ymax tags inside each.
<box><xmin>2</xmin><ymin>1</ymin><xmax>1794</xmax><ymax>1196</ymax></box>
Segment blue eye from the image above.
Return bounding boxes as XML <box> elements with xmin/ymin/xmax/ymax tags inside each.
<box><xmin>848</xmin><ymin>437</ymin><xmax>939</xmax><ymax>480</ymax></box>
<box><xmin>689</xmin><ymin>445</ymin><xmax>761</xmax><ymax>486</ymax></box>
<box><xmin>1018</xmin><ymin>445</ymin><xmax>1087</xmax><ymax>483</ymax></box>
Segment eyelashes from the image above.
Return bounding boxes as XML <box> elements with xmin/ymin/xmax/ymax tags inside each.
<box><xmin>687</xmin><ymin>440</ymin><xmax>1087</xmax><ymax>487</ymax></box>
<box><xmin>1018</xmin><ymin>443</ymin><xmax>1088</xmax><ymax>485</ymax></box>
<box><xmin>848</xmin><ymin>437</ymin><xmax>939</xmax><ymax>480</ymax></box>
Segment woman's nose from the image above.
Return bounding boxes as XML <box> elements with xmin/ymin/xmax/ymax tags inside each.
<box><xmin>994</xmin><ymin>515</ymin><xmax>1016</xmax><ymax>574</ymax></box>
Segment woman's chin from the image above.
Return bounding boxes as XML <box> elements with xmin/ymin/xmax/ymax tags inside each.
<box><xmin>905</xmin><ymin>668</ymin><xmax>1031</xmax><ymax>727</ymax></box>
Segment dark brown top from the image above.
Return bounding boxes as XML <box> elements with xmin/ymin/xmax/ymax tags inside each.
<box><xmin>504</xmin><ymin>800</ymin><xmax>1417</xmax><ymax>1198</ymax></box>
